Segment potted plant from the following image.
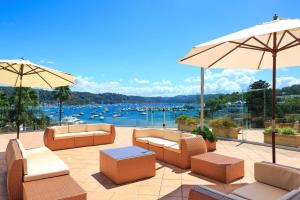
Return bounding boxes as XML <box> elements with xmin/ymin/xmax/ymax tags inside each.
<box><xmin>175</xmin><ymin>115</ymin><xmax>197</xmax><ymax>131</ymax></box>
<box><xmin>208</xmin><ymin>118</ymin><xmax>240</xmax><ymax>139</ymax></box>
<box><xmin>264</xmin><ymin>126</ymin><xmax>300</xmax><ymax>147</ymax></box>
<box><xmin>192</xmin><ymin>126</ymin><xmax>217</xmax><ymax>151</ymax></box>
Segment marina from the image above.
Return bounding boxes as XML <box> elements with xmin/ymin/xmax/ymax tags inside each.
<box><xmin>41</xmin><ymin>103</ymin><xmax>199</xmax><ymax>127</ymax></box>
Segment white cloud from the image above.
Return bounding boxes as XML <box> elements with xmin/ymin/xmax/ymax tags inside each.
<box><xmin>185</xmin><ymin>69</ymin><xmax>257</xmax><ymax>93</ymax></box>
<box><xmin>72</xmin><ymin>76</ymin><xmax>196</xmax><ymax>96</ymax></box>
<box><xmin>71</xmin><ymin>72</ymin><xmax>300</xmax><ymax>97</ymax></box>
<box><xmin>133</xmin><ymin>78</ymin><xmax>149</xmax><ymax>84</ymax></box>
<box><xmin>277</xmin><ymin>76</ymin><xmax>300</xmax><ymax>88</ymax></box>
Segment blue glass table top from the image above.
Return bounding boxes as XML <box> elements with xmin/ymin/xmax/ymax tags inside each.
<box><xmin>101</xmin><ymin>146</ymin><xmax>154</xmax><ymax>160</ymax></box>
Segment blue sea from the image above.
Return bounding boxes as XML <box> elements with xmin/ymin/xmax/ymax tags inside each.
<box><xmin>41</xmin><ymin>103</ymin><xmax>199</xmax><ymax>128</ymax></box>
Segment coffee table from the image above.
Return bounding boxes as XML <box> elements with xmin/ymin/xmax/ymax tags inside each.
<box><xmin>191</xmin><ymin>153</ymin><xmax>244</xmax><ymax>183</ymax></box>
<box><xmin>100</xmin><ymin>146</ymin><xmax>156</xmax><ymax>184</ymax></box>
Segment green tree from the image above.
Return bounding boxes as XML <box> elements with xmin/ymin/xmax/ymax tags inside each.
<box><xmin>11</xmin><ymin>88</ymin><xmax>39</xmax><ymax>130</ymax></box>
<box><xmin>205</xmin><ymin>98</ymin><xmax>222</xmax><ymax>119</ymax></box>
<box><xmin>246</xmin><ymin>80</ymin><xmax>272</xmax><ymax>127</ymax></box>
<box><xmin>0</xmin><ymin>91</ymin><xmax>9</xmax><ymax>128</ymax></box>
<box><xmin>54</xmin><ymin>86</ymin><xmax>71</xmax><ymax>125</ymax></box>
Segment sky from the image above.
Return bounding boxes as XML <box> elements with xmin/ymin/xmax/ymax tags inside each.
<box><xmin>1</xmin><ymin>0</ymin><xmax>300</xmax><ymax>96</ymax></box>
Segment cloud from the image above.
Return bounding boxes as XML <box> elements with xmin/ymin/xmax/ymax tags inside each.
<box><xmin>277</xmin><ymin>76</ymin><xmax>300</xmax><ymax>88</ymax></box>
<box><xmin>185</xmin><ymin>69</ymin><xmax>257</xmax><ymax>93</ymax></box>
<box><xmin>71</xmin><ymin>72</ymin><xmax>300</xmax><ymax>97</ymax></box>
<box><xmin>133</xmin><ymin>78</ymin><xmax>149</xmax><ymax>84</ymax></box>
<box><xmin>72</xmin><ymin>76</ymin><xmax>196</xmax><ymax>96</ymax></box>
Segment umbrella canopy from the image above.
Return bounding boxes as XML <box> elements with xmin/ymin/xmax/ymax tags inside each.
<box><xmin>0</xmin><ymin>59</ymin><xmax>74</xmax><ymax>88</ymax></box>
<box><xmin>178</xmin><ymin>15</ymin><xmax>300</xmax><ymax>163</ymax></box>
<box><xmin>0</xmin><ymin>59</ymin><xmax>75</xmax><ymax>138</ymax></box>
<box><xmin>179</xmin><ymin>17</ymin><xmax>300</xmax><ymax>69</ymax></box>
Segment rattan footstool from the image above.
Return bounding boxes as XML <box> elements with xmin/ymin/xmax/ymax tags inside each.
<box><xmin>100</xmin><ymin>146</ymin><xmax>156</xmax><ymax>184</ymax></box>
<box><xmin>23</xmin><ymin>175</ymin><xmax>86</xmax><ymax>200</ymax></box>
<box><xmin>191</xmin><ymin>152</ymin><xmax>244</xmax><ymax>183</ymax></box>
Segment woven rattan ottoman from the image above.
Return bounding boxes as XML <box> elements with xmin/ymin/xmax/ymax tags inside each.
<box><xmin>191</xmin><ymin>152</ymin><xmax>244</xmax><ymax>183</ymax></box>
<box><xmin>100</xmin><ymin>146</ymin><xmax>156</xmax><ymax>184</ymax></box>
<box><xmin>23</xmin><ymin>175</ymin><xmax>86</xmax><ymax>200</ymax></box>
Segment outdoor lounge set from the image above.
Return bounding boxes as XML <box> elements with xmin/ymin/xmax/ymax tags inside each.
<box><xmin>5</xmin><ymin>124</ymin><xmax>300</xmax><ymax>200</ymax></box>
<box><xmin>6</xmin><ymin>139</ymin><xmax>86</xmax><ymax>200</ymax></box>
<box><xmin>44</xmin><ymin>123</ymin><xmax>115</xmax><ymax>150</ymax></box>
<box><xmin>189</xmin><ymin>161</ymin><xmax>300</xmax><ymax>200</ymax></box>
<box><xmin>132</xmin><ymin>128</ymin><xmax>207</xmax><ymax>169</ymax></box>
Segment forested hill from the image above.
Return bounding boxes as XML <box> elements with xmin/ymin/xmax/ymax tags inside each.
<box><xmin>1</xmin><ymin>84</ymin><xmax>299</xmax><ymax>105</ymax></box>
<box><xmin>0</xmin><ymin>86</ymin><xmax>219</xmax><ymax>105</ymax></box>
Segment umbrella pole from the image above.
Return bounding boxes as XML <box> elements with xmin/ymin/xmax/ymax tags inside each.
<box><xmin>272</xmin><ymin>32</ymin><xmax>277</xmax><ymax>163</ymax></box>
<box><xmin>17</xmin><ymin>65</ymin><xmax>24</xmax><ymax>139</ymax></box>
<box><xmin>200</xmin><ymin>67</ymin><xmax>204</xmax><ymax>128</ymax></box>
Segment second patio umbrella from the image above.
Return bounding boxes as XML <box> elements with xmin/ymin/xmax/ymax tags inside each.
<box><xmin>0</xmin><ymin>59</ymin><xmax>75</xmax><ymax>138</ymax></box>
<box><xmin>178</xmin><ymin>15</ymin><xmax>300</xmax><ymax>163</ymax></box>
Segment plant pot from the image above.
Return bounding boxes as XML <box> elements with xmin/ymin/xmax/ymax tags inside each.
<box><xmin>178</xmin><ymin>123</ymin><xmax>197</xmax><ymax>132</ymax></box>
<box><xmin>264</xmin><ymin>132</ymin><xmax>300</xmax><ymax>148</ymax></box>
<box><xmin>212</xmin><ymin>127</ymin><xmax>241</xmax><ymax>139</ymax></box>
<box><xmin>205</xmin><ymin>140</ymin><xmax>216</xmax><ymax>152</ymax></box>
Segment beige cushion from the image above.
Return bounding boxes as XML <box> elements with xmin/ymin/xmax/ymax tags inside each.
<box><xmin>148</xmin><ymin>137</ymin><xmax>178</xmax><ymax>147</ymax></box>
<box><xmin>255</xmin><ymin>162</ymin><xmax>300</xmax><ymax>191</ymax></box>
<box><xmin>164</xmin><ymin>144</ymin><xmax>181</xmax><ymax>153</ymax></box>
<box><xmin>68</xmin><ymin>124</ymin><xmax>87</xmax><ymax>133</ymax></box>
<box><xmin>136</xmin><ymin>137</ymin><xmax>152</xmax><ymax>143</ymax></box>
<box><xmin>232</xmin><ymin>182</ymin><xmax>289</xmax><ymax>200</ymax></box>
<box><xmin>86</xmin><ymin>123</ymin><xmax>111</xmax><ymax>132</ymax></box>
<box><xmin>134</xmin><ymin>129</ymin><xmax>165</xmax><ymax>138</ymax></box>
<box><xmin>24</xmin><ymin>146</ymin><xmax>69</xmax><ymax>182</ymax></box>
<box><xmin>148</xmin><ymin>138</ymin><xmax>166</xmax><ymax>147</ymax></box>
<box><xmin>90</xmin><ymin>130</ymin><xmax>110</xmax><ymax>136</ymax></box>
<box><xmin>16</xmin><ymin>139</ymin><xmax>28</xmax><ymax>175</ymax></box>
<box><xmin>54</xmin><ymin>126</ymin><xmax>69</xmax><ymax>134</ymax></box>
<box><xmin>55</xmin><ymin>132</ymin><xmax>93</xmax><ymax>139</ymax></box>
<box><xmin>163</xmin><ymin>131</ymin><xmax>181</xmax><ymax>142</ymax></box>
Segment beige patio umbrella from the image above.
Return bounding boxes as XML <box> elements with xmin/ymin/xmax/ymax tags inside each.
<box><xmin>0</xmin><ymin>58</ymin><xmax>75</xmax><ymax>138</ymax></box>
<box><xmin>178</xmin><ymin>15</ymin><xmax>300</xmax><ymax>163</ymax></box>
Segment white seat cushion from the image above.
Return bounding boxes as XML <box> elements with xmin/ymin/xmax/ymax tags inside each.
<box><xmin>54</xmin><ymin>131</ymin><xmax>93</xmax><ymax>139</ymax></box>
<box><xmin>137</xmin><ymin>137</ymin><xmax>178</xmax><ymax>147</ymax></box>
<box><xmin>136</xmin><ymin>137</ymin><xmax>152</xmax><ymax>143</ymax></box>
<box><xmin>164</xmin><ymin>144</ymin><xmax>181</xmax><ymax>153</ymax></box>
<box><xmin>232</xmin><ymin>182</ymin><xmax>289</xmax><ymax>200</ymax></box>
<box><xmin>90</xmin><ymin>130</ymin><xmax>110</xmax><ymax>136</ymax></box>
<box><xmin>23</xmin><ymin>146</ymin><xmax>69</xmax><ymax>182</ymax></box>
<box><xmin>148</xmin><ymin>137</ymin><xmax>177</xmax><ymax>147</ymax></box>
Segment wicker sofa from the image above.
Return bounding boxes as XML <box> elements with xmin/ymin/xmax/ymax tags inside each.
<box><xmin>188</xmin><ymin>161</ymin><xmax>300</xmax><ymax>200</ymax></box>
<box><xmin>44</xmin><ymin>123</ymin><xmax>116</xmax><ymax>150</ymax></box>
<box><xmin>6</xmin><ymin>139</ymin><xmax>86</xmax><ymax>200</ymax></box>
<box><xmin>132</xmin><ymin>128</ymin><xmax>207</xmax><ymax>169</ymax></box>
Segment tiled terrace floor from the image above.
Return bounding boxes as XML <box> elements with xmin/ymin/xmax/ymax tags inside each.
<box><xmin>1</xmin><ymin>127</ymin><xmax>300</xmax><ymax>200</ymax></box>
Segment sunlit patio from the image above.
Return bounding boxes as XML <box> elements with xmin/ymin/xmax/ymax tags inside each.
<box><xmin>1</xmin><ymin>127</ymin><xmax>300</xmax><ymax>200</ymax></box>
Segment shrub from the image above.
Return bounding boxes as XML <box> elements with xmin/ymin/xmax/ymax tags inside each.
<box><xmin>175</xmin><ymin>115</ymin><xmax>188</xmax><ymax>124</ymax></box>
<box><xmin>264</xmin><ymin>126</ymin><xmax>279</xmax><ymax>134</ymax></box>
<box><xmin>280</xmin><ymin>127</ymin><xmax>297</xmax><ymax>135</ymax></box>
<box><xmin>186</xmin><ymin>117</ymin><xmax>197</xmax><ymax>125</ymax></box>
<box><xmin>192</xmin><ymin>125</ymin><xmax>217</xmax><ymax>142</ymax></box>
<box><xmin>208</xmin><ymin>118</ymin><xmax>237</xmax><ymax>128</ymax></box>
<box><xmin>264</xmin><ymin>127</ymin><xmax>297</xmax><ymax>135</ymax></box>
<box><xmin>175</xmin><ymin>115</ymin><xmax>197</xmax><ymax>125</ymax></box>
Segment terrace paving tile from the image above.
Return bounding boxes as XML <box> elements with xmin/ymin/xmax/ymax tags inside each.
<box><xmin>0</xmin><ymin>126</ymin><xmax>300</xmax><ymax>200</ymax></box>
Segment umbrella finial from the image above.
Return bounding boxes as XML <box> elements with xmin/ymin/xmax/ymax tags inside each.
<box><xmin>273</xmin><ymin>14</ymin><xmax>279</xmax><ymax>20</ymax></box>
